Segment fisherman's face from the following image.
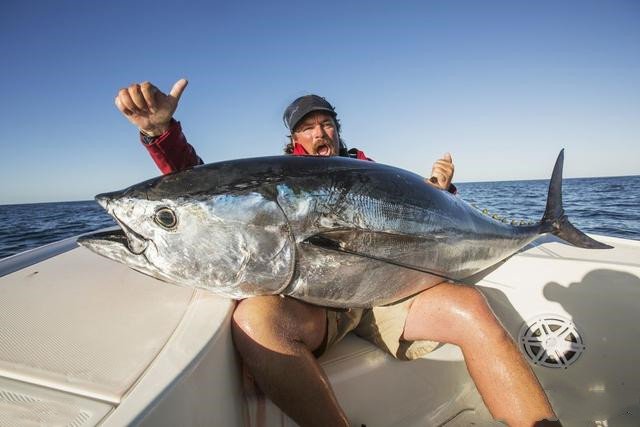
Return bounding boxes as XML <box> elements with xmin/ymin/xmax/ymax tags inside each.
<box><xmin>292</xmin><ymin>112</ymin><xmax>340</xmax><ymax>156</ymax></box>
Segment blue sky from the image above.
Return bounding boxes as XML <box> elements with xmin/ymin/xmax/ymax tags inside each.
<box><xmin>1</xmin><ymin>0</ymin><xmax>638</xmax><ymax>204</ymax></box>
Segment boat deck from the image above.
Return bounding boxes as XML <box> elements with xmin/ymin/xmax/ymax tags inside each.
<box><xmin>1</xmin><ymin>234</ymin><xmax>638</xmax><ymax>426</ymax></box>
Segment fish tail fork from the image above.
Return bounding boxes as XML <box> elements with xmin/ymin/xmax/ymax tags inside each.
<box><xmin>540</xmin><ymin>149</ymin><xmax>612</xmax><ymax>249</ymax></box>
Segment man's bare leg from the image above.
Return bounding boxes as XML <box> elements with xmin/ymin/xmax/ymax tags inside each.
<box><xmin>403</xmin><ymin>283</ymin><xmax>558</xmax><ymax>427</ymax></box>
<box><xmin>232</xmin><ymin>296</ymin><xmax>349</xmax><ymax>427</ymax></box>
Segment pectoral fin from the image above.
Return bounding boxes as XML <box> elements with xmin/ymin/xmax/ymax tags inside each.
<box><xmin>303</xmin><ymin>230</ymin><xmax>454</xmax><ymax>282</ymax></box>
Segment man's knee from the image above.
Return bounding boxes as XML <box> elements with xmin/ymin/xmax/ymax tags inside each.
<box><xmin>232</xmin><ymin>296</ymin><xmax>287</xmax><ymax>340</ymax></box>
<box><xmin>454</xmin><ymin>285</ymin><xmax>494</xmax><ymax>318</ymax></box>
<box><xmin>405</xmin><ymin>283</ymin><xmax>508</xmax><ymax>345</ymax></box>
<box><xmin>451</xmin><ymin>285</ymin><xmax>510</xmax><ymax>342</ymax></box>
<box><xmin>232</xmin><ymin>296</ymin><xmax>272</xmax><ymax>334</ymax></box>
<box><xmin>231</xmin><ymin>296</ymin><xmax>327</xmax><ymax>351</ymax></box>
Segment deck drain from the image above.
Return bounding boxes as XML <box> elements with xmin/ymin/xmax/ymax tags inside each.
<box><xmin>519</xmin><ymin>315</ymin><xmax>585</xmax><ymax>369</ymax></box>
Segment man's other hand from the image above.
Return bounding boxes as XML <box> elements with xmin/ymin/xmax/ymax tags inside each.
<box><xmin>427</xmin><ymin>152</ymin><xmax>454</xmax><ymax>190</ymax></box>
<box><xmin>115</xmin><ymin>79</ymin><xmax>188</xmax><ymax>136</ymax></box>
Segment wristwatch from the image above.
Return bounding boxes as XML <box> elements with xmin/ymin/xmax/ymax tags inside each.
<box><xmin>140</xmin><ymin>119</ymin><xmax>175</xmax><ymax>144</ymax></box>
<box><xmin>141</xmin><ymin>133</ymin><xmax>158</xmax><ymax>145</ymax></box>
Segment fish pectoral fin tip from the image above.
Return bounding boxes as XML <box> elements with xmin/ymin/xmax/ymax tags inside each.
<box><xmin>303</xmin><ymin>234</ymin><xmax>342</xmax><ymax>250</ymax></box>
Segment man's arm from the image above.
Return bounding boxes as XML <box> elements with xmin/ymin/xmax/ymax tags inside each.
<box><xmin>140</xmin><ymin>119</ymin><xmax>203</xmax><ymax>174</ymax></box>
<box><xmin>115</xmin><ymin>79</ymin><xmax>203</xmax><ymax>174</ymax></box>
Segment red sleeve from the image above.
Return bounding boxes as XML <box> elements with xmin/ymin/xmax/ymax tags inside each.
<box><xmin>346</xmin><ymin>148</ymin><xmax>373</xmax><ymax>161</ymax></box>
<box><xmin>354</xmin><ymin>149</ymin><xmax>373</xmax><ymax>161</ymax></box>
<box><xmin>141</xmin><ymin>120</ymin><xmax>203</xmax><ymax>175</ymax></box>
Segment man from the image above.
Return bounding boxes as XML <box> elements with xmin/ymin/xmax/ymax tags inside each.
<box><xmin>115</xmin><ymin>79</ymin><xmax>561</xmax><ymax>426</ymax></box>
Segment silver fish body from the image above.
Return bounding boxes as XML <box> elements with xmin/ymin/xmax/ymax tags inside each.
<box><xmin>78</xmin><ymin>151</ymin><xmax>610</xmax><ymax>308</ymax></box>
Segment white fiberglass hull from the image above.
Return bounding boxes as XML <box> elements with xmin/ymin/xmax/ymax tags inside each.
<box><xmin>0</xmin><ymin>232</ymin><xmax>638</xmax><ymax>426</ymax></box>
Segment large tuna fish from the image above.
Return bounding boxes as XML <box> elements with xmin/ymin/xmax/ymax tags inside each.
<box><xmin>78</xmin><ymin>150</ymin><xmax>610</xmax><ymax>308</ymax></box>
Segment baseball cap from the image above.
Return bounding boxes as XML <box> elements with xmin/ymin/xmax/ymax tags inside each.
<box><xmin>283</xmin><ymin>94</ymin><xmax>337</xmax><ymax>132</ymax></box>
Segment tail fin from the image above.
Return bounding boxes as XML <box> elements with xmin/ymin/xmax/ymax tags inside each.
<box><xmin>541</xmin><ymin>149</ymin><xmax>612</xmax><ymax>249</ymax></box>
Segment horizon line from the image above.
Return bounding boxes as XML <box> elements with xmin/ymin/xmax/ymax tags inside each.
<box><xmin>1</xmin><ymin>173</ymin><xmax>638</xmax><ymax>207</ymax></box>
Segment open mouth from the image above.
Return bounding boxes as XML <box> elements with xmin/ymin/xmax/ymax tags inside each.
<box><xmin>112</xmin><ymin>213</ymin><xmax>149</xmax><ymax>255</ymax></box>
<box><xmin>315</xmin><ymin>143</ymin><xmax>332</xmax><ymax>156</ymax></box>
<box><xmin>77</xmin><ymin>227</ymin><xmax>128</xmax><ymax>247</ymax></box>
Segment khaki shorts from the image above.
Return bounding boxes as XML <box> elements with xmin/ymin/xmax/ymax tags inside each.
<box><xmin>316</xmin><ymin>294</ymin><xmax>440</xmax><ymax>361</ymax></box>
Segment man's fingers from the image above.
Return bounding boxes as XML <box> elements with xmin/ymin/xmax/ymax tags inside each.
<box><xmin>430</xmin><ymin>172</ymin><xmax>445</xmax><ymax>182</ymax></box>
<box><xmin>128</xmin><ymin>84</ymin><xmax>149</xmax><ymax>111</ymax></box>
<box><xmin>433</xmin><ymin>160</ymin><xmax>454</xmax><ymax>174</ymax></box>
<box><xmin>169</xmin><ymin>78</ymin><xmax>188</xmax><ymax>100</ymax></box>
<box><xmin>431</xmin><ymin>162</ymin><xmax>448</xmax><ymax>177</ymax></box>
<box><xmin>427</xmin><ymin>153</ymin><xmax>454</xmax><ymax>190</ymax></box>
<box><xmin>433</xmin><ymin>159</ymin><xmax>453</xmax><ymax>168</ymax></box>
<box><xmin>430</xmin><ymin>163</ymin><xmax>452</xmax><ymax>188</ymax></box>
<box><xmin>140</xmin><ymin>81</ymin><xmax>159</xmax><ymax>111</ymax></box>
<box><xmin>428</xmin><ymin>171</ymin><xmax>447</xmax><ymax>189</ymax></box>
<box><xmin>431</xmin><ymin>166</ymin><xmax>448</xmax><ymax>179</ymax></box>
<box><xmin>117</xmin><ymin>88</ymin><xmax>139</xmax><ymax>114</ymax></box>
<box><xmin>115</xmin><ymin>96</ymin><xmax>133</xmax><ymax>116</ymax></box>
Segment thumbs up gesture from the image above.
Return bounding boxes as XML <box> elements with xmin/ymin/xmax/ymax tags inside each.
<box><xmin>428</xmin><ymin>152</ymin><xmax>455</xmax><ymax>190</ymax></box>
<box><xmin>115</xmin><ymin>79</ymin><xmax>188</xmax><ymax>136</ymax></box>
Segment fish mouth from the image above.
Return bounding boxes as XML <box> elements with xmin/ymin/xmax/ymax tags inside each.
<box><xmin>78</xmin><ymin>227</ymin><xmax>167</xmax><ymax>283</ymax></box>
<box><xmin>77</xmin><ymin>227</ymin><xmax>134</xmax><ymax>264</ymax></box>
<box><xmin>111</xmin><ymin>213</ymin><xmax>149</xmax><ymax>255</ymax></box>
<box><xmin>77</xmin><ymin>227</ymin><xmax>128</xmax><ymax>248</ymax></box>
<box><xmin>95</xmin><ymin>194</ymin><xmax>149</xmax><ymax>255</ymax></box>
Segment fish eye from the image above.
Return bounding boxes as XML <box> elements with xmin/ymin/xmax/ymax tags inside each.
<box><xmin>154</xmin><ymin>207</ymin><xmax>177</xmax><ymax>230</ymax></box>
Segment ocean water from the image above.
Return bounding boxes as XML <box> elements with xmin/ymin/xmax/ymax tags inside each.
<box><xmin>456</xmin><ymin>175</ymin><xmax>640</xmax><ymax>240</ymax></box>
<box><xmin>0</xmin><ymin>201</ymin><xmax>116</xmax><ymax>259</ymax></box>
<box><xmin>1</xmin><ymin>175</ymin><xmax>639</xmax><ymax>260</ymax></box>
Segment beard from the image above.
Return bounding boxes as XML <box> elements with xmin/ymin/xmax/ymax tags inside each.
<box><xmin>311</xmin><ymin>138</ymin><xmax>337</xmax><ymax>156</ymax></box>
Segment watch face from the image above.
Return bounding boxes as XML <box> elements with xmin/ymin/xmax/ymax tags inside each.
<box><xmin>142</xmin><ymin>134</ymin><xmax>157</xmax><ymax>145</ymax></box>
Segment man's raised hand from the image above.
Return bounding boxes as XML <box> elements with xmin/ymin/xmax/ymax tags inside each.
<box><xmin>427</xmin><ymin>152</ymin><xmax>455</xmax><ymax>190</ymax></box>
<box><xmin>115</xmin><ymin>79</ymin><xmax>188</xmax><ymax>136</ymax></box>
